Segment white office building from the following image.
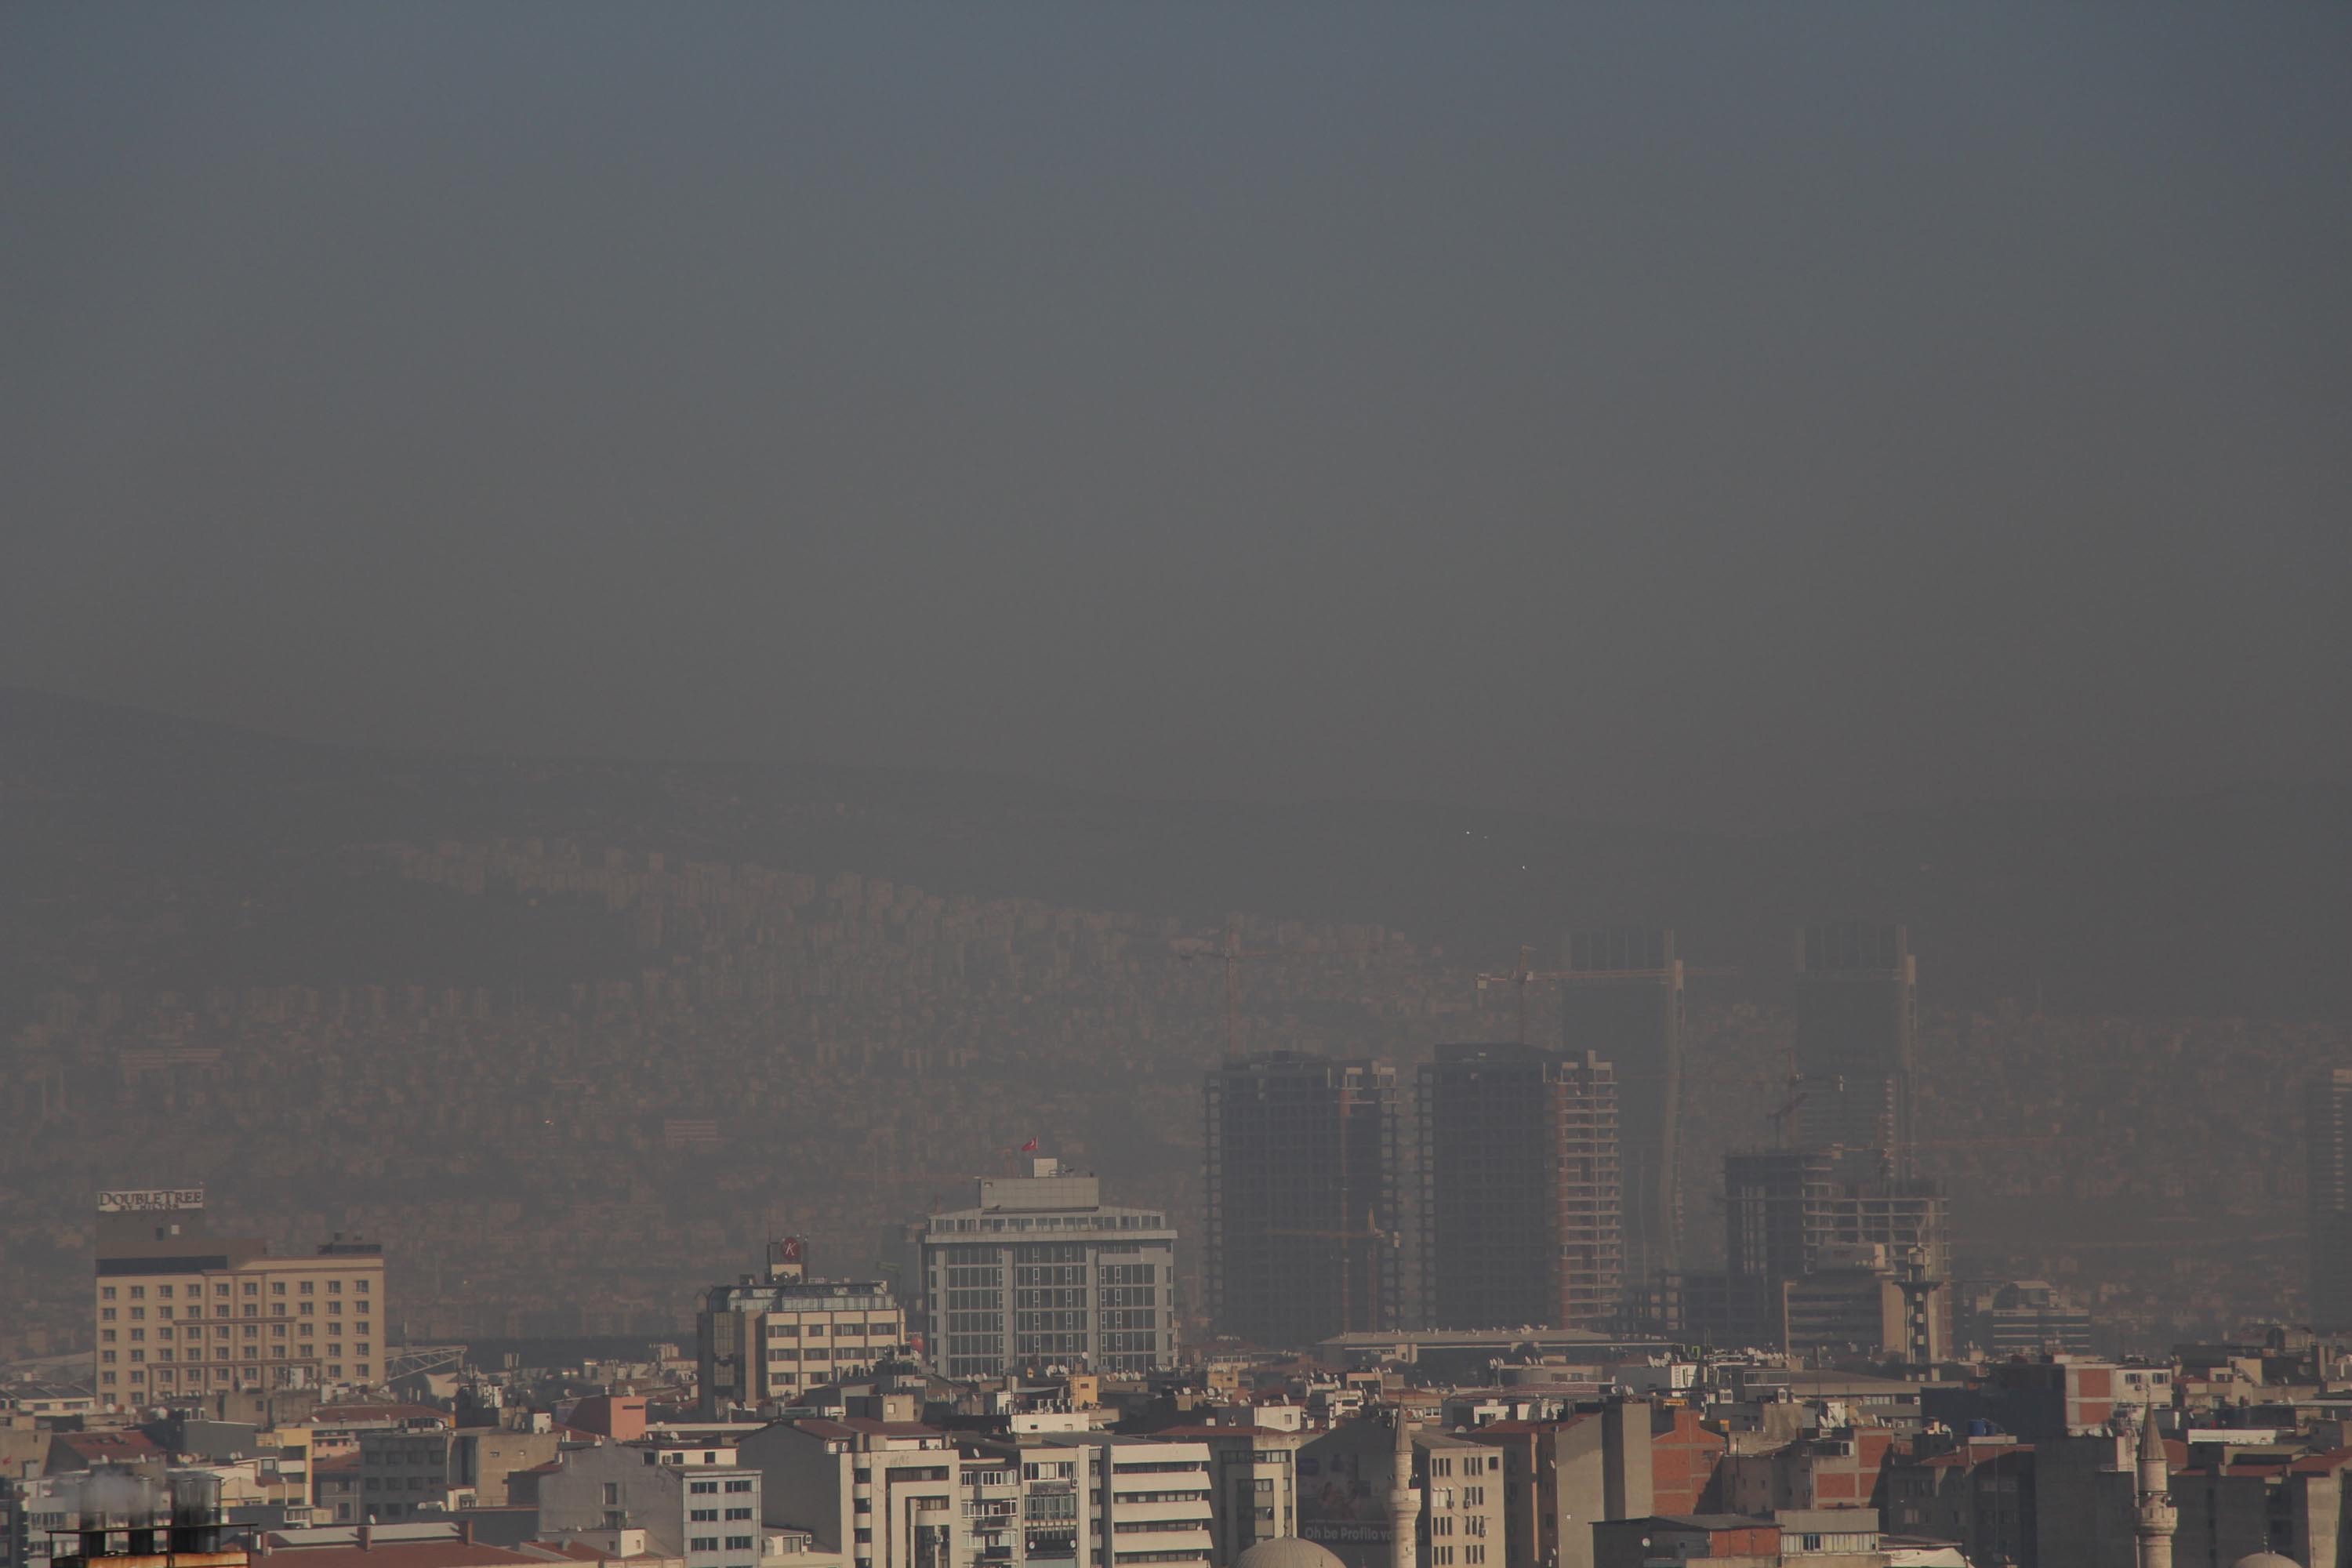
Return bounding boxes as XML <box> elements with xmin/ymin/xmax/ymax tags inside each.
<box><xmin>921</xmin><ymin>1160</ymin><xmax>1177</xmax><ymax>1378</ymax></box>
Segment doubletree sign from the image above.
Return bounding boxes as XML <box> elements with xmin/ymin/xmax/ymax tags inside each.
<box><xmin>97</xmin><ymin>1189</ymin><xmax>205</xmax><ymax>1213</ymax></box>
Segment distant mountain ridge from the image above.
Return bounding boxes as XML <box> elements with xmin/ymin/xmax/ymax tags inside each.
<box><xmin>4</xmin><ymin>685</ymin><xmax>2347</xmax><ymax>1019</ymax></box>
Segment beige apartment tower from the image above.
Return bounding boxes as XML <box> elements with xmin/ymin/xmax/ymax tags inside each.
<box><xmin>93</xmin><ymin>1189</ymin><xmax>387</xmax><ymax>1406</ymax></box>
<box><xmin>697</xmin><ymin>1237</ymin><xmax>907</xmax><ymax>1415</ymax></box>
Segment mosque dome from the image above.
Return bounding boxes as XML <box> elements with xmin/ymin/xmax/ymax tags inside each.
<box><xmin>1235</xmin><ymin>1540</ymin><xmax>1346</xmax><ymax>1568</ymax></box>
<box><xmin>2231</xmin><ymin>1554</ymin><xmax>2303</xmax><ymax>1568</ymax></box>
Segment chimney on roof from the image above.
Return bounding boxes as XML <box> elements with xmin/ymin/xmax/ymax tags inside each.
<box><xmin>458</xmin><ymin>1520</ymin><xmax>474</xmax><ymax>1545</ymax></box>
<box><xmin>358</xmin><ymin>1525</ymin><xmax>373</xmax><ymax>1552</ymax></box>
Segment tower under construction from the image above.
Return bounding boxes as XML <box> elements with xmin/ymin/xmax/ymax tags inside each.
<box><xmin>1204</xmin><ymin>1052</ymin><xmax>1403</xmax><ymax>1347</ymax></box>
<box><xmin>1793</xmin><ymin>921</ymin><xmax>1917</xmax><ymax>1160</ymax></box>
<box><xmin>1417</xmin><ymin>1042</ymin><xmax>1622</xmax><ymax>1330</ymax></box>
<box><xmin>1560</xmin><ymin>926</ymin><xmax>1685</xmax><ymax>1288</ymax></box>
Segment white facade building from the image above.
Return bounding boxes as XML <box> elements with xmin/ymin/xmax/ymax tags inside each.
<box><xmin>921</xmin><ymin>1160</ymin><xmax>1177</xmax><ymax>1378</ymax></box>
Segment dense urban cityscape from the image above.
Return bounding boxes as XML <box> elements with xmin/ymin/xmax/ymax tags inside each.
<box><xmin>5</xmin><ymin>811</ymin><xmax>2351</xmax><ymax>1568</ymax></box>
<box><xmin>9</xmin><ymin>5</ymin><xmax>2348</xmax><ymax>1568</ymax></box>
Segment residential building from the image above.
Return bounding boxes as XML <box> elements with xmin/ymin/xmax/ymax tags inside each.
<box><xmin>537</xmin><ymin>1439</ymin><xmax>760</xmax><ymax>1568</ymax></box>
<box><xmin>1036</xmin><ymin>1432</ymin><xmax>1214</xmax><ymax>1568</ymax></box>
<box><xmin>1878</xmin><ymin>1437</ymin><xmax>2038</xmax><ymax>1568</ymax></box>
<box><xmin>1720</xmin><ymin>1428</ymin><xmax>1900</xmax><ymax>1515</ymax></box>
<box><xmin>92</xmin><ymin>1190</ymin><xmax>387</xmax><ymax>1404</ymax></box>
<box><xmin>1559</xmin><ymin>928</ymin><xmax>1685</xmax><ymax>1287</ymax></box>
<box><xmin>1468</xmin><ymin>1402</ymin><xmax>1689</xmax><ymax>1568</ymax></box>
<box><xmin>919</xmin><ymin>1158</ymin><xmax>1177</xmax><ymax>1379</ymax></box>
<box><xmin>354</xmin><ymin>1421</ymin><xmax>459</xmax><ymax>1521</ymax></box>
<box><xmin>1921</xmin><ymin>1359</ymin><xmax>2174</xmax><ymax>1445</ymax></box>
<box><xmin>1417</xmin><ymin>1044</ymin><xmax>1621</xmax><ymax>1331</ymax></box>
<box><xmin>452</xmin><ymin>1429</ymin><xmax>564</xmax><ymax>1510</ymax></box>
<box><xmin>3</xmin><ymin>1466</ymin><xmax>228</xmax><ymax>1568</ymax></box>
<box><xmin>1204</xmin><ymin>1054</ymin><xmax>1405</xmax><ymax>1347</ymax></box>
<box><xmin>697</xmin><ymin>1243</ymin><xmax>906</xmax><ymax>1416</ymax></box>
<box><xmin>1137</xmin><ymin>1427</ymin><xmax>1301</xmax><ymax>1564</ymax></box>
<box><xmin>738</xmin><ymin>1418</ymin><xmax>960</xmax><ymax>1568</ymax></box>
<box><xmin>1777</xmin><ymin>1243</ymin><xmax>1948</xmax><ymax>1363</ymax></box>
<box><xmin>1791</xmin><ymin>923</ymin><xmax>1916</xmax><ymax>1159</ymax></box>
<box><xmin>1958</xmin><ymin>1280</ymin><xmax>2097</xmax><ymax>1358</ymax></box>
<box><xmin>1299</xmin><ymin>1416</ymin><xmax>1504</xmax><ymax>1568</ymax></box>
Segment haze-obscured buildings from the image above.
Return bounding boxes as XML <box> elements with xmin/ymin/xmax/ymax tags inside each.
<box><xmin>1417</xmin><ymin>1044</ymin><xmax>1622</xmax><ymax>1331</ymax></box>
<box><xmin>2310</xmin><ymin>1065</ymin><xmax>2352</xmax><ymax>1334</ymax></box>
<box><xmin>1559</xmin><ymin>928</ymin><xmax>1685</xmax><ymax>1289</ymax></box>
<box><xmin>1205</xmin><ymin>1054</ymin><xmax>1405</xmax><ymax>1346</ymax></box>
<box><xmin>1792</xmin><ymin>923</ymin><xmax>1915</xmax><ymax>1158</ymax></box>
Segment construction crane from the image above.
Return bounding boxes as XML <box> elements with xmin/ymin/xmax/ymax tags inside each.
<box><xmin>1766</xmin><ymin>1081</ymin><xmax>1811</xmax><ymax>1148</ymax></box>
<box><xmin>1185</xmin><ymin>923</ymin><xmax>1378</xmax><ymax>1058</ymax></box>
<box><xmin>1474</xmin><ymin>944</ymin><xmax>1740</xmax><ymax>1047</ymax></box>
<box><xmin>1472</xmin><ymin>945</ymin><xmax>1584</xmax><ymax>1047</ymax></box>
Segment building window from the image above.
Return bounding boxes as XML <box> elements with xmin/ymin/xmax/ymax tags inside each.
<box><xmin>102</xmin><ymin>1287</ymin><xmax>117</xmax><ymax>1301</ymax></box>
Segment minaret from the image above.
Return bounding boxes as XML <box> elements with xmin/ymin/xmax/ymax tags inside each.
<box><xmin>1388</xmin><ymin>1409</ymin><xmax>1421</xmax><ymax>1568</ymax></box>
<box><xmin>2135</xmin><ymin>1413</ymin><xmax>2176</xmax><ymax>1568</ymax></box>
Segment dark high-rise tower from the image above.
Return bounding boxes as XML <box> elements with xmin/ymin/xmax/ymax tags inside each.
<box><xmin>1561</xmin><ymin>927</ymin><xmax>1685</xmax><ymax>1285</ymax></box>
<box><xmin>1417</xmin><ymin>1043</ymin><xmax>1621</xmax><ymax>1330</ymax></box>
<box><xmin>2310</xmin><ymin>1067</ymin><xmax>2352</xmax><ymax>1331</ymax></box>
<box><xmin>1204</xmin><ymin>1052</ymin><xmax>1403</xmax><ymax>1347</ymax></box>
<box><xmin>1793</xmin><ymin>922</ymin><xmax>1916</xmax><ymax>1160</ymax></box>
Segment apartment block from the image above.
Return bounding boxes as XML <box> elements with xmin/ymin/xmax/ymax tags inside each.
<box><xmin>698</xmin><ymin>1241</ymin><xmax>906</xmax><ymax>1415</ymax></box>
<box><xmin>538</xmin><ymin>1439</ymin><xmax>762</xmax><ymax>1568</ymax></box>
<box><xmin>739</xmin><ymin>1417</ymin><xmax>960</xmax><ymax>1568</ymax></box>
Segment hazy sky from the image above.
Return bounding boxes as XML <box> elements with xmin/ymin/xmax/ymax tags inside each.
<box><xmin>5</xmin><ymin>5</ymin><xmax>2347</xmax><ymax>828</ymax></box>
